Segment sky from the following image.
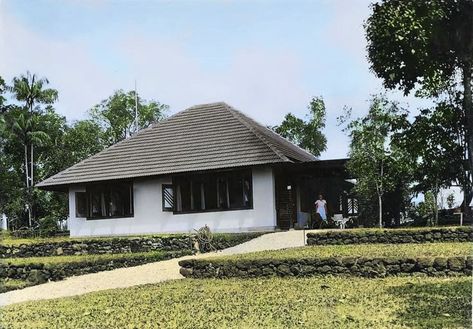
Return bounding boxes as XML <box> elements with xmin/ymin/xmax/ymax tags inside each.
<box><xmin>0</xmin><ymin>0</ymin><xmax>430</xmax><ymax>159</ymax></box>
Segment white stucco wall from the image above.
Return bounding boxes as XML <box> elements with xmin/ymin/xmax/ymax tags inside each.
<box><xmin>68</xmin><ymin>167</ymin><xmax>277</xmax><ymax>237</ymax></box>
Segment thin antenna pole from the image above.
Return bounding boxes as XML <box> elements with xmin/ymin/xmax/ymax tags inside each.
<box><xmin>134</xmin><ymin>80</ymin><xmax>138</xmax><ymax>134</ymax></box>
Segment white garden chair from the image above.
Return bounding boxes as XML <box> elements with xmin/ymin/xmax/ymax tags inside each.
<box><xmin>332</xmin><ymin>214</ymin><xmax>351</xmax><ymax>229</ymax></box>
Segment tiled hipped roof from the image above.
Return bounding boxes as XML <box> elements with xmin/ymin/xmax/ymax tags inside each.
<box><xmin>37</xmin><ymin>102</ymin><xmax>316</xmax><ymax>188</ymax></box>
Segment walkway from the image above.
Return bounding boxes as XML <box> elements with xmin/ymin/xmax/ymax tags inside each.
<box><xmin>0</xmin><ymin>230</ymin><xmax>312</xmax><ymax>307</ymax></box>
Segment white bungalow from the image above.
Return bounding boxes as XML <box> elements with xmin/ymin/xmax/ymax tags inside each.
<box><xmin>38</xmin><ymin>102</ymin><xmax>354</xmax><ymax>237</ymax></box>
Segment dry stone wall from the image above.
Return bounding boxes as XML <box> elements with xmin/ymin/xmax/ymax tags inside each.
<box><xmin>306</xmin><ymin>227</ymin><xmax>472</xmax><ymax>246</ymax></box>
<box><xmin>179</xmin><ymin>256</ymin><xmax>472</xmax><ymax>279</ymax></box>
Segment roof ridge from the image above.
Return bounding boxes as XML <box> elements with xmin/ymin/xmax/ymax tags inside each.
<box><xmin>222</xmin><ymin>103</ymin><xmax>290</xmax><ymax>162</ymax></box>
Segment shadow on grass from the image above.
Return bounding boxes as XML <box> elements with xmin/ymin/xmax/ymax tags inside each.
<box><xmin>388</xmin><ymin>278</ymin><xmax>472</xmax><ymax>329</ymax></box>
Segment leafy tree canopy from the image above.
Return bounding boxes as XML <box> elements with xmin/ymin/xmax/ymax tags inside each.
<box><xmin>274</xmin><ymin>97</ymin><xmax>327</xmax><ymax>157</ymax></box>
<box><xmin>9</xmin><ymin>71</ymin><xmax>58</xmax><ymax>111</ymax></box>
<box><xmin>394</xmin><ymin>101</ymin><xmax>464</xmax><ymax>195</ymax></box>
<box><xmin>90</xmin><ymin>90</ymin><xmax>169</xmax><ymax>146</ymax></box>
<box><xmin>365</xmin><ymin>0</ymin><xmax>473</xmax><ymax>96</ymax></box>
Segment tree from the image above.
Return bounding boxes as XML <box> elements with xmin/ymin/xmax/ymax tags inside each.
<box><xmin>393</xmin><ymin>101</ymin><xmax>464</xmax><ymax>225</ymax></box>
<box><xmin>274</xmin><ymin>96</ymin><xmax>327</xmax><ymax>156</ymax></box>
<box><xmin>365</xmin><ymin>0</ymin><xmax>473</xmax><ymax>216</ymax></box>
<box><xmin>90</xmin><ymin>90</ymin><xmax>168</xmax><ymax>146</ymax></box>
<box><xmin>3</xmin><ymin>109</ymin><xmax>50</xmax><ymax>226</ymax></box>
<box><xmin>63</xmin><ymin>120</ymin><xmax>105</xmax><ymax>167</ymax></box>
<box><xmin>340</xmin><ymin>96</ymin><xmax>411</xmax><ymax>227</ymax></box>
<box><xmin>6</xmin><ymin>72</ymin><xmax>58</xmax><ymax>226</ymax></box>
<box><xmin>8</xmin><ymin>72</ymin><xmax>58</xmax><ymax>186</ymax></box>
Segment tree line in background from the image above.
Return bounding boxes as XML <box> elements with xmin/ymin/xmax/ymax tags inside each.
<box><xmin>0</xmin><ymin>73</ymin><xmax>168</xmax><ymax>230</ymax></box>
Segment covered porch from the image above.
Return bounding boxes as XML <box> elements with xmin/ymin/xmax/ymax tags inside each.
<box><xmin>274</xmin><ymin>159</ymin><xmax>358</xmax><ymax>230</ymax></box>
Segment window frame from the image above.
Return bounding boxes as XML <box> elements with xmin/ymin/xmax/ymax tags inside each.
<box><xmin>162</xmin><ymin>184</ymin><xmax>174</xmax><ymax>212</ymax></box>
<box><xmin>75</xmin><ymin>192</ymin><xmax>88</xmax><ymax>218</ymax></box>
<box><xmin>84</xmin><ymin>182</ymin><xmax>134</xmax><ymax>220</ymax></box>
<box><xmin>172</xmin><ymin>169</ymin><xmax>253</xmax><ymax>215</ymax></box>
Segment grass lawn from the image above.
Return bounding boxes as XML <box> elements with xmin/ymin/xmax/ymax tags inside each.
<box><xmin>1</xmin><ymin>276</ymin><xmax>471</xmax><ymax>329</ymax></box>
<box><xmin>208</xmin><ymin>242</ymin><xmax>472</xmax><ymax>263</ymax></box>
<box><xmin>0</xmin><ymin>279</ymin><xmax>32</xmax><ymax>293</ymax></box>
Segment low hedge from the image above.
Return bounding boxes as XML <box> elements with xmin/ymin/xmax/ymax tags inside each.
<box><xmin>179</xmin><ymin>255</ymin><xmax>473</xmax><ymax>279</ymax></box>
<box><xmin>0</xmin><ymin>250</ymin><xmax>193</xmax><ymax>285</ymax></box>
<box><xmin>307</xmin><ymin>226</ymin><xmax>472</xmax><ymax>245</ymax></box>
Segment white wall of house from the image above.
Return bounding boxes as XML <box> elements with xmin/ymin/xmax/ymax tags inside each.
<box><xmin>68</xmin><ymin>166</ymin><xmax>277</xmax><ymax>237</ymax></box>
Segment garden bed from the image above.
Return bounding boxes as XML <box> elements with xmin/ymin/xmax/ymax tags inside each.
<box><xmin>306</xmin><ymin>226</ymin><xmax>472</xmax><ymax>245</ymax></box>
<box><xmin>179</xmin><ymin>243</ymin><xmax>472</xmax><ymax>278</ymax></box>
<box><xmin>1</xmin><ymin>276</ymin><xmax>470</xmax><ymax>328</ymax></box>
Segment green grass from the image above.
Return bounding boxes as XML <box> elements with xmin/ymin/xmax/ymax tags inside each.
<box><xmin>1</xmin><ymin>276</ymin><xmax>470</xmax><ymax>329</ymax></box>
<box><xmin>3</xmin><ymin>250</ymin><xmax>179</xmax><ymax>266</ymax></box>
<box><xmin>208</xmin><ymin>242</ymin><xmax>472</xmax><ymax>263</ymax></box>
<box><xmin>0</xmin><ymin>279</ymin><xmax>32</xmax><ymax>293</ymax></box>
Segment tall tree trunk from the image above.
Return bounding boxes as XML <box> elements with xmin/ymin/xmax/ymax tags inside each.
<box><xmin>378</xmin><ymin>194</ymin><xmax>383</xmax><ymax>228</ymax></box>
<box><xmin>433</xmin><ymin>188</ymin><xmax>439</xmax><ymax>226</ymax></box>
<box><xmin>30</xmin><ymin>143</ymin><xmax>33</xmax><ymax>187</ymax></box>
<box><xmin>24</xmin><ymin>144</ymin><xmax>29</xmax><ymax>188</ymax></box>
<box><xmin>378</xmin><ymin>159</ymin><xmax>384</xmax><ymax>228</ymax></box>
<box><xmin>24</xmin><ymin>143</ymin><xmax>32</xmax><ymax>227</ymax></box>
<box><xmin>463</xmin><ymin>64</ymin><xmax>473</xmax><ymax>219</ymax></box>
<box><xmin>30</xmin><ymin>143</ymin><xmax>34</xmax><ymax>226</ymax></box>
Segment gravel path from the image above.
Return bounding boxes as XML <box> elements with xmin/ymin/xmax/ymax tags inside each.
<box><xmin>0</xmin><ymin>230</ymin><xmax>312</xmax><ymax>307</ymax></box>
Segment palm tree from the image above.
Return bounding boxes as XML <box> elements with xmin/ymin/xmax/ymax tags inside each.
<box><xmin>5</xmin><ymin>111</ymin><xmax>50</xmax><ymax>226</ymax></box>
<box><xmin>7</xmin><ymin>72</ymin><xmax>57</xmax><ymax>226</ymax></box>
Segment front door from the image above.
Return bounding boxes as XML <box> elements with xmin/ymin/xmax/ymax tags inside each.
<box><xmin>275</xmin><ymin>175</ymin><xmax>297</xmax><ymax>230</ymax></box>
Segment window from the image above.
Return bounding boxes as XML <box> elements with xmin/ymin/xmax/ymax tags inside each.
<box><xmin>83</xmin><ymin>182</ymin><xmax>133</xmax><ymax>219</ymax></box>
<box><xmin>75</xmin><ymin>192</ymin><xmax>88</xmax><ymax>218</ymax></box>
<box><xmin>347</xmin><ymin>197</ymin><xmax>358</xmax><ymax>215</ymax></box>
<box><xmin>173</xmin><ymin>169</ymin><xmax>252</xmax><ymax>213</ymax></box>
<box><xmin>162</xmin><ymin>184</ymin><xmax>174</xmax><ymax>211</ymax></box>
